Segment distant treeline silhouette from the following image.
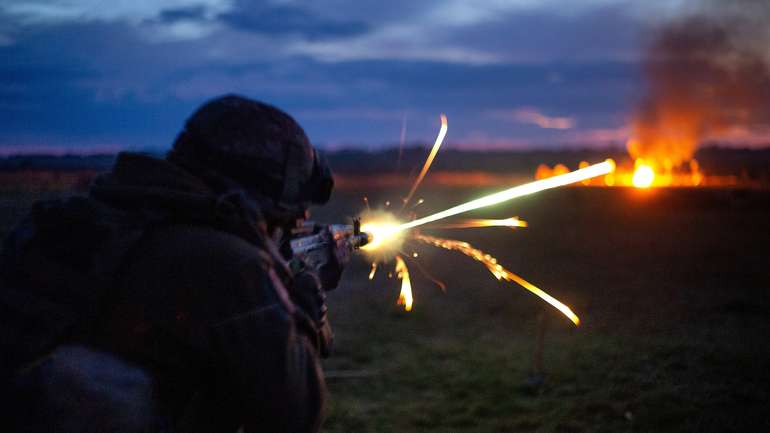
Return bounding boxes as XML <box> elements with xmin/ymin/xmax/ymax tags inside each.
<box><xmin>1</xmin><ymin>147</ymin><xmax>769</xmax><ymax>180</ymax></box>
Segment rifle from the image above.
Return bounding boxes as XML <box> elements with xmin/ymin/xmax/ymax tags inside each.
<box><xmin>289</xmin><ymin>219</ymin><xmax>370</xmax><ymax>287</ymax></box>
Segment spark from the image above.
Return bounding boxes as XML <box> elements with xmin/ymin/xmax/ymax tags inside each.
<box><xmin>398</xmin><ymin>160</ymin><xmax>615</xmax><ymax>230</ymax></box>
<box><xmin>416</xmin><ymin>234</ymin><xmax>580</xmax><ymax>326</ymax></box>
<box><xmin>361</xmin><ymin>117</ymin><xmax>609</xmax><ymax>313</ymax></box>
<box><xmin>402</xmin><ymin>114</ymin><xmax>448</xmax><ymax>208</ymax></box>
<box><xmin>405</xmin><ymin>253</ymin><xmax>447</xmax><ymax>293</ymax></box>
<box><xmin>365</xmin><ymin>160</ymin><xmax>615</xmax><ymax>249</ymax></box>
<box><xmin>430</xmin><ymin>217</ymin><xmax>528</xmax><ymax>230</ymax></box>
<box><xmin>399</xmin><ymin>160</ymin><xmax>614</xmax><ymax>232</ymax></box>
<box><xmin>394</xmin><ymin>255</ymin><xmax>413</xmax><ymax>311</ymax></box>
<box><xmin>396</xmin><ymin>112</ymin><xmax>407</xmax><ymax>170</ymax></box>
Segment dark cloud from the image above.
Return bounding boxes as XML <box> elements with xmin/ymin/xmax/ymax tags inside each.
<box><xmin>219</xmin><ymin>0</ymin><xmax>369</xmax><ymax>40</ymax></box>
<box><xmin>301</xmin><ymin>0</ymin><xmax>434</xmax><ymax>24</ymax></box>
<box><xmin>0</xmin><ymin>1</ymin><xmax>654</xmax><ymax>151</ymax></box>
<box><xmin>158</xmin><ymin>5</ymin><xmax>208</xmax><ymax>23</ymax></box>
<box><xmin>439</xmin><ymin>4</ymin><xmax>642</xmax><ymax>63</ymax></box>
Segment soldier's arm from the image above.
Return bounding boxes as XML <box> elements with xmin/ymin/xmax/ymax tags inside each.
<box><xmin>209</xmin><ymin>258</ymin><xmax>325</xmax><ymax>433</ymax></box>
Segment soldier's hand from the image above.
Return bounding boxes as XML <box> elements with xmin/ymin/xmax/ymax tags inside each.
<box><xmin>316</xmin><ymin>231</ymin><xmax>353</xmax><ymax>291</ymax></box>
<box><xmin>287</xmin><ymin>224</ymin><xmax>353</xmax><ymax>291</ymax></box>
<box><xmin>290</xmin><ymin>270</ymin><xmax>333</xmax><ymax>358</ymax></box>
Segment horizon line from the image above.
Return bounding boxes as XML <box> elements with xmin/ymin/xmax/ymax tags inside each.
<box><xmin>1</xmin><ymin>143</ymin><xmax>769</xmax><ymax>159</ymax></box>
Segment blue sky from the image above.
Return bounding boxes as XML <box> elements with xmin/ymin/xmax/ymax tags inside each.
<box><xmin>0</xmin><ymin>0</ymin><xmax>703</xmax><ymax>153</ymax></box>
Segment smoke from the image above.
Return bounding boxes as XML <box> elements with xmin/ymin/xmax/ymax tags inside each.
<box><xmin>629</xmin><ymin>0</ymin><xmax>770</xmax><ymax>166</ymax></box>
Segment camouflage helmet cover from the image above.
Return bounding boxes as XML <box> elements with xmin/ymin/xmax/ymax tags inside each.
<box><xmin>170</xmin><ymin>94</ymin><xmax>333</xmax><ymax>210</ymax></box>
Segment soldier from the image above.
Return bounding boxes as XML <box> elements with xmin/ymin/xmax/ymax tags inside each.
<box><xmin>0</xmin><ymin>95</ymin><xmax>346</xmax><ymax>432</ymax></box>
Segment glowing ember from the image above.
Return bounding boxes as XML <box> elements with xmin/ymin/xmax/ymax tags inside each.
<box><xmin>402</xmin><ymin>114</ymin><xmax>448</xmax><ymax>208</ymax></box>
<box><xmin>431</xmin><ymin>217</ymin><xmax>528</xmax><ymax>230</ymax></box>
<box><xmin>632</xmin><ymin>159</ymin><xmax>655</xmax><ymax>188</ymax></box>
<box><xmin>394</xmin><ymin>255</ymin><xmax>413</xmax><ymax>311</ymax></box>
<box><xmin>368</xmin><ymin>262</ymin><xmax>378</xmax><ymax>280</ymax></box>
<box><xmin>415</xmin><ymin>234</ymin><xmax>580</xmax><ymax>326</ymax></box>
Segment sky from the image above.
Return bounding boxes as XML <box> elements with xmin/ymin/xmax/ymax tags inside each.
<box><xmin>0</xmin><ymin>0</ymin><xmax>702</xmax><ymax>153</ymax></box>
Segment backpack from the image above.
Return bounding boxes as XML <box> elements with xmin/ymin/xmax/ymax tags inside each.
<box><xmin>0</xmin><ymin>196</ymin><xmax>147</xmax><ymax>377</ymax></box>
<box><xmin>0</xmin><ymin>188</ymin><xmax>277</xmax><ymax>379</ymax></box>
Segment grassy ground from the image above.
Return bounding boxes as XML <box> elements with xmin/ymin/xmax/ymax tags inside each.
<box><xmin>2</xmin><ymin>185</ymin><xmax>769</xmax><ymax>432</ymax></box>
<box><xmin>314</xmin><ymin>186</ymin><xmax>770</xmax><ymax>433</ymax></box>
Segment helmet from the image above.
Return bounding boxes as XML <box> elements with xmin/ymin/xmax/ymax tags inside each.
<box><xmin>168</xmin><ymin>94</ymin><xmax>333</xmax><ymax>212</ymax></box>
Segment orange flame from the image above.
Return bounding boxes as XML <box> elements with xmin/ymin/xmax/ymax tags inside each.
<box><xmin>535</xmin><ymin>157</ymin><xmax>708</xmax><ymax>188</ymax></box>
<box><xmin>415</xmin><ymin>234</ymin><xmax>580</xmax><ymax>326</ymax></box>
<box><xmin>631</xmin><ymin>159</ymin><xmax>655</xmax><ymax>188</ymax></box>
<box><xmin>625</xmin><ymin>131</ymin><xmax>705</xmax><ymax>188</ymax></box>
<box><xmin>689</xmin><ymin>159</ymin><xmax>703</xmax><ymax>186</ymax></box>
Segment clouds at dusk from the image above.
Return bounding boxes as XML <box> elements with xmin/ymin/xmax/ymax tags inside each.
<box><xmin>0</xmin><ymin>0</ymin><xmax>720</xmax><ymax>152</ymax></box>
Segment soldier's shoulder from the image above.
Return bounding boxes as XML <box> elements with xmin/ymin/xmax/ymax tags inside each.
<box><xmin>118</xmin><ymin>223</ymin><xmax>287</xmax><ymax>322</ymax></box>
<box><xmin>140</xmin><ymin>223</ymin><xmax>274</xmax><ymax>273</ymax></box>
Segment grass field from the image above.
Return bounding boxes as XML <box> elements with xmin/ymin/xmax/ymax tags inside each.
<box><xmin>314</xmin><ymin>185</ymin><xmax>770</xmax><ymax>433</ymax></box>
<box><xmin>2</xmin><ymin>185</ymin><xmax>769</xmax><ymax>432</ymax></box>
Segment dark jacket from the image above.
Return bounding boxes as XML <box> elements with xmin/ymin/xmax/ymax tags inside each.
<box><xmin>2</xmin><ymin>153</ymin><xmax>325</xmax><ymax>433</ymax></box>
